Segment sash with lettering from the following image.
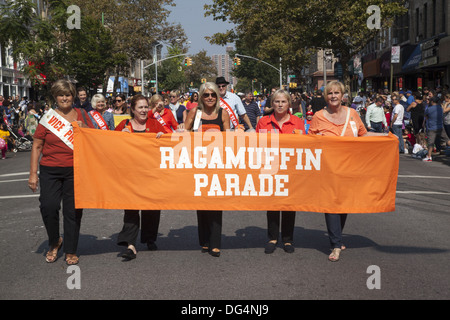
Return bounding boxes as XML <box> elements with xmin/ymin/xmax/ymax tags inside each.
<box><xmin>154</xmin><ymin>112</ymin><xmax>173</xmax><ymax>133</ymax></box>
<box><xmin>220</xmin><ymin>97</ymin><xmax>239</xmax><ymax>128</ymax></box>
<box><xmin>39</xmin><ymin>109</ymin><xmax>74</xmax><ymax>149</ymax></box>
<box><xmin>89</xmin><ymin>110</ymin><xmax>108</xmax><ymax>130</ymax></box>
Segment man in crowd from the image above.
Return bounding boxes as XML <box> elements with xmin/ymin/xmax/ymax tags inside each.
<box><xmin>242</xmin><ymin>91</ymin><xmax>261</xmax><ymax>131</ymax></box>
<box><xmin>365</xmin><ymin>97</ymin><xmax>387</xmax><ymax>133</ymax></box>
<box><xmin>74</xmin><ymin>87</ymin><xmax>93</xmax><ymax>112</ymax></box>
<box><xmin>216</xmin><ymin>77</ymin><xmax>255</xmax><ymax>131</ymax></box>
<box><xmin>423</xmin><ymin>96</ymin><xmax>444</xmax><ymax>162</ymax></box>
<box><xmin>390</xmin><ymin>94</ymin><xmax>405</xmax><ymax>153</ymax></box>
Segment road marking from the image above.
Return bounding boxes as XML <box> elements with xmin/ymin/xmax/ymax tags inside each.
<box><xmin>0</xmin><ymin>194</ymin><xmax>40</xmax><ymax>200</ymax></box>
<box><xmin>0</xmin><ymin>172</ymin><xmax>32</xmax><ymax>177</ymax></box>
<box><xmin>0</xmin><ymin>179</ymin><xmax>29</xmax><ymax>183</ymax></box>
<box><xmin>396</xmin><ymin>191</ymin><xmax>450</xmax><ymax>195</ymax></box>
<box><xmin>398</xmin><ymin>175</ymin><xmax>450</xmax><ymax>179</ymax></box>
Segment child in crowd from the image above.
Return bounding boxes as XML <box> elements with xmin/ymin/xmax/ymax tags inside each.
<box><xmin>304</xmin><ymin>111</ymin><xmax>313</xmax><ymax>134</ymax></box>
<box><xmin>411</xmin><ymin>132</ymin><xmax>428</xmax><ymax>159</ymax></box>
<box><xmin>0</xmin><ymin>123</ymin><xmax>10</xmax><ymax>159</ymax></box>
<box><xmin>403</xmin><ymin>127</ymin><xmax>416</xmax><ymax>154</ymax></box>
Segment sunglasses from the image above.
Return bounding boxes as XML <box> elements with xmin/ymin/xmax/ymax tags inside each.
<box><xmin>115</xmin><ymin>99</ymin><xmax>122</xmax><ymax>102</ymax></box>
<box><xmin>217</xmin><ymin>85</ymin><xmax>227</xmax><ymax>88</ymax></box>
<box><xmin>202</xmin><ymin>92</ymin><xmax>217</xmax><ymax>98</ymax></box>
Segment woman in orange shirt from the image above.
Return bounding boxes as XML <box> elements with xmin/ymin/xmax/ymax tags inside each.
<box><xmin>256</xmin><ymin>89</ymin><xmax>305</xmax><ymax>254</ymax></box>
<box><xmin>309</xmin><ymin>81</ymin><xmax>386</xmax><ymax>262</ymax></box>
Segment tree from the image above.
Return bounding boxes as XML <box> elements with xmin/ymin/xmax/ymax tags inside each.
<box><xmin>184</xmin><ymin>50</ymin><xmax>216</xmax><ymax>89</ymax></box>
<box><xmin>205</xmin><ymin>0</ymin><xmax>407</xmax><ymax>93</ymax></box>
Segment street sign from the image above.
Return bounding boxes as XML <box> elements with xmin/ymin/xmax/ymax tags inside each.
<box><xmin>288</xmin><ymin>75</ymin><xmax>296</xmax><ymax>78</ymax></box>
<box><xmin>391</xmin><ymin>46</ymin><xmax>400</xmax><ymax>64</ymax></box>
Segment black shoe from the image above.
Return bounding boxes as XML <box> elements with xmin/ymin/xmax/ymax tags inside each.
<box><xmin>283</xmin><ymin>243</ymin><xmax>295</xmax><ymax>253</ymax></box>
<box><xmin>201</xmin><ymin>247</ymin><xmax>209</xmax><ymax>253</ymax></box>
<box><xmin>209</xmin><ymin>249</ymin><xmax>221</xmax><ymax>257</ymax></box>
<box><xmin>264</xmin><ymin>242</ymin><xmax>277</xmax><ymax>254</ymax></box>
<box><xmin>147</xmin><ymin>241</ymin><xmax>158</xmax><ymax>251</ymax></box>
<box><xmin>122</xmin><ymin>249</ymin><xmax>136</xmax><ymax>260</ymax></box>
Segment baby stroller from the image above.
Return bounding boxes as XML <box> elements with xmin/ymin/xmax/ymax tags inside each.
<box><xmin>6</xmin><ymin>124</ymin><xmax>33</xmax><ymax>152</ymax></box>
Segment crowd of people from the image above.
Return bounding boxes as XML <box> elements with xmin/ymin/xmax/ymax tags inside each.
<box><xmin>0</xmin><ymin>76</ymin><xmax>446</xmax><ymax>265</ymax></box>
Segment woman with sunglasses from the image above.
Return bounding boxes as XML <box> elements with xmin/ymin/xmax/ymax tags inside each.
<box><xmin>184</xmin><ymin>82</ymin><xmax>230</xmax><ymax>257</ymax></box>
<box><xmin>113</xmin><ymin>94</ymin><xmax>127</xmax><ymax>114</ymax></box>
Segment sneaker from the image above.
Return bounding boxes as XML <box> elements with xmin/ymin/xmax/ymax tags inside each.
<box><xmin>422</xmin><ymin>157</ymin><xmax>432</xmax><ymax>162</ymax></box>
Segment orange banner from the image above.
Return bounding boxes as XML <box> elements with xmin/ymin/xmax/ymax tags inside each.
<box><xmin>73</xmin><ymin>126</ymin><xmax>399</xmax><ymax>213</ymax></box>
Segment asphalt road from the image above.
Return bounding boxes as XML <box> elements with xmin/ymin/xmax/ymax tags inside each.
<box><xmin>0</xmin><ymin>150</ymin><xmax>449</xmax><ymax>306</ymax></box>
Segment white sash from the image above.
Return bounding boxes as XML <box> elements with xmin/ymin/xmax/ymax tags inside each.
<box><xmin>39</xmin><ymin>109</ymin><xmax>75</xmax><ymax>149</ymax></box>
<box><xmin>340</xmin><ymin>107</ymin><xmax>351</xmax><ymax>137</ymax></box>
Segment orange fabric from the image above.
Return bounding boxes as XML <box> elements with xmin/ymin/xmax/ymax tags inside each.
<box><xmin>309</xmin><ymin>107</ymin><xmax>367</xmax><ymax>137</ymax></box>
<box><xmin>73</xmin><ymin>127</ymin><xmax>399</xmax><ymax>213</ymax></box>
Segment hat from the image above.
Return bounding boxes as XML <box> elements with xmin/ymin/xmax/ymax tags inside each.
<box><xmin>406</xmin><ymin>90</ymin><xmax>412</xmax><ymax>94</ymax></box>
<box><xmin>353</xmin><ymin>96</ymin><xmax>363</xmax><ymax>103</ymax></box>
<box><xmin>215</xmin><ymin>77</ymin><xmax>229</xmax><ymax>85</ymax></box>
<box><xmin>306</xmin><ymin>111</ymin><xmax>313</xmax><ymax>116</ymax></box>
<box><xmin>399</xmin><ymin>90</ymin><xmax>404</xmax><ymax>94</ymax></box>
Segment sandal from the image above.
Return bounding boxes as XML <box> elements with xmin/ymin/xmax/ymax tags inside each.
<box><xmin>45</xmin><ymin>237</ymin><xmax>63</xmax><ymax>263</ymax></box>
<box><xmin>65</xmin><ymin>254</ymin><xmax>79</xmax><ymax>265</ymax></box>
<box><xmin>328</xmin><ymin>248</ymin><xmax>341</xmax><ymax>262</ymax></box>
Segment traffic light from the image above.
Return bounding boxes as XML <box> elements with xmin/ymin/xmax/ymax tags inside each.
<box><xmin>233</xmin><ymin>57</ymin><xmax>241</xmax><ymax>66</ymax></box>
<box><xmin>233</xmin><ymin>57</ymin><xmax>238</xmax><ymax>66</ymax></box>
<box><xmin>201</xmin><ymin>78</ymin><xmax>207</xmax><ymax>84</ymax></box>
<box><xmin>184</xmin><ymin>57</ymin><xmax>192</xmax><ymax>66</ymax></box>
<box><xmin>236</xmin><ymin>58</ymin><xmax>241</xmax><ymax>65</ymax></box>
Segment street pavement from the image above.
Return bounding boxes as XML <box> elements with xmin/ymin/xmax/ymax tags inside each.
<box><xmin>0</xmin><ymin>149</ymin><xmax>449</xmax><ymax>305</ymax></box>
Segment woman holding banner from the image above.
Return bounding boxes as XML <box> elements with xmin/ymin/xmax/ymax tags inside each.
<box><xmin>184</xmin><ymin>82</ymin><xmax>230</xmax><ymax>257</ymax></box>
<box><xmin>28</xmin><ymin>79</ymin><xmax>94</xmax><ymax>265</ymax></box>
<box><xmin>115</xmin><ymin>94</ymin><xmax>166</xmax><ymax>260</ymax></box>
<box><xmin>308</xmin><ymin>80</ymin><xmax>383</xmax><ymax>262</ymax></box>
<box><xmin>256</xmin><ymin>89</ymin><xmax>305</xmax><ymax>254</ymax></box>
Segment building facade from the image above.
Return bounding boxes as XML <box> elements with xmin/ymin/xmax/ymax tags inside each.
<box><xmin>211</xmin><ymin>46</ymin><xmax>237</xmax><ymax>88</ymax></box>
<box><xmin>361</xmin><ymin>0</ymin><xmax>450</xmax><ymax>92</ymax></box>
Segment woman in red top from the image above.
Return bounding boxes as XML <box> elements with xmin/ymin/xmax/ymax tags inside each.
<box><xmin>256</xmin><ymin>89</ymin><xmax>305</xmax><ymax>254</ymax></box>
<box><xmin>115</xmin><ymin>95</ymin><xmax>166</xmax><ymax>261</ymax></box>
<box><xmin>28</xmin><ymin>79</ymin><xmax>94</xmax><ymax>265</ymax></box>
<box><xmin>147</xmin><ymin>94</ymin><xmax>178</xmax><ymax>133</ymax></box>
<box><xmin>185</xmin><ymin>91</ymin><xmax>199</xmax><ymax>111</ymax></box>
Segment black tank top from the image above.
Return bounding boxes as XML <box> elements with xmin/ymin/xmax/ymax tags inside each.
<box><xmin>199</xmin><ymin>108</ymin><xmax>224</xmax><ymax>132</ymax></box>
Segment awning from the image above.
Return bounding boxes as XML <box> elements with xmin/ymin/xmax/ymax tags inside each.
<box><xmin>363</xmin><ymin>59</ymin><xmax>380</xmax><ymax>78</ymax></box>
<box><xmin>402</xmin><ymin>45</ymin><xmax>421</xmax><ymax>72</ymax></box>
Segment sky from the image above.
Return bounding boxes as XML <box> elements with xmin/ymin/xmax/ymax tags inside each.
<box><xmin>165</xmin><ymin>0</ymin><xmax>235</xmax><ymax>56</ymax></box>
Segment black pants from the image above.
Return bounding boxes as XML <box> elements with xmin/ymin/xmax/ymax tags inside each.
<box><xmin>267</xmin><ymin>211</ymin><xmax>296</xmax><ymax>243</ymax></box>
<box><xmin>197</xmin><ymin>210</ymin><xmax>222</xmax><ymax>249</ymax></box>
<box><xmin>117</xmin><ymin>210</ymin><xmax>161</xmax><ymax>247</ymax></box>
<box><xmin>39</xmin><ymin>165</ymin><xmax>83</xmax><ymax>254</ymax></box>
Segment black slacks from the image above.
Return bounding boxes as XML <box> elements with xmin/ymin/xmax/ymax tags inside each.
<box><xmin>267</xmin><ymin>211</ymin><xmax>296</xmax><ymax>243</ymax></box>
<box><xmin>39</xmin><ymin>165</ymin><xmax>83</xmax><ymax>254</ymax></box>
<box><xmin>117</xmin><ymin>210</ymin><xmax>161</xmax><ymax>247</ymax></box>
<box><xmin>197</xmin><ymin>210</ymin><xmax>222</xmax><ymax>249</ymax></box>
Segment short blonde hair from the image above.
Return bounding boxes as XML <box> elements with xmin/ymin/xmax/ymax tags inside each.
<box><xmin>149</xmin><ymin>94</ymin><xmax>163</xmax><ymax>108</ymax></box>
<box><xmin>270</xmin><ymin>89</ymin><xmax>292</xmax><ymax>107</ymax></box>
<box><xmin>324</xmin><ymin>81</ymin><xmax>345</xmax><ymax>103</ymax></box>
<box><xmin>91</xmin><ymin>94</ymin><xmax>106</xmax><ymax>109</ymax></box>
<box><xmin>51</xmin><ymin>79</ymin><xmax>76</xmax><ymax>99</ymax></box>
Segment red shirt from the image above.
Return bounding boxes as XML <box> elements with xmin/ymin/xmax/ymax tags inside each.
<box><xmin>115</xmin><ymin>117</ymin><xmax>166</xmax><ymax>133</ymax></box>
<box><xmin>148</xmin><ymin>109</ymin><xmax>178</xmax><ymax>132</ymax></box>
<box><xmin>256</xmin><ymin>113</ymin><xmax>305</xmax><ymax>134</ymax></box>
<box><xmin>34</xmin><ymin>108</ymin><xmax>94</xmax><ymax>167</ymax></box>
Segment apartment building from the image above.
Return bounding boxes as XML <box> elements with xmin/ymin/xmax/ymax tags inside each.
<box><xmin>362</xmin><ymin>0</ymin><xmax>450</xmax><ymax>92</ymax></box>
